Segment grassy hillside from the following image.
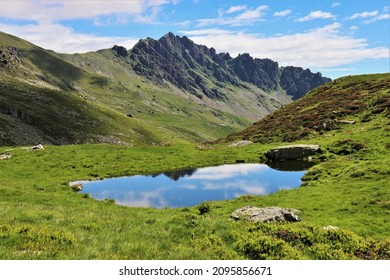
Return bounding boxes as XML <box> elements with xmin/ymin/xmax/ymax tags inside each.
<box><xmin>1</xmin><ymin>31</ymin><xmax>299</xmax><ymax>146</ymax></box>
<box><xmin>224</xmin><ymin>73</ymin><xmax>389</xmax><ymax>143</ymax></box>
<box><xmin>0</xmin><ymin>74</ymin><xmax>389</xmax><ymax>259</ymax></box>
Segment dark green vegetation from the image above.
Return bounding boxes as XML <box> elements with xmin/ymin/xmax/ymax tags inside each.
<box><xmin>226</xmin><ymin>73</ymin><xmax>390</xmax><ymax>143</ymax></box>
<box><xmin>0</xmin><ymin>31</ymin><xmax>329</xmax><ymax>146</ymax></box>
<box><xmin>0</xmin><ymin>73</ymin><xmax>389</xmax><ymax>259</ymax></box>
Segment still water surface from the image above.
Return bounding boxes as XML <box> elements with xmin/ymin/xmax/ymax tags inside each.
<box><xmin>77</xmin><ymin>163</ymin><xmax>309</xmax><ymax>208</ymax></box>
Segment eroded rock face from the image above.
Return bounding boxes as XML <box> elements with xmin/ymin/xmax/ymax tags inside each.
<box><xmin>231</xmin><ymin>206</ymin><xmax>301</xmax><ymax>223</ymax></box>
<box><xmin>265</xmin><ymin>144</ymin><xmax>321</xmax><ymax>161</ymax></box>
<box><xmin>128</xmin><ymin>32</ymin><xmax>330</xmax><ymax>100</ymax></box>
<box><xmin>112</xmin><ymin>45</ymin><xmax>128</xmax><ymax>57</ymax></box>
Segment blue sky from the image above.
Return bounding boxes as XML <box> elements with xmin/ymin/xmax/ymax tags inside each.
<box><xmin>0</xmin><ymin>0</ymin><xmax>389</xmax><ymax>78</ymax></box>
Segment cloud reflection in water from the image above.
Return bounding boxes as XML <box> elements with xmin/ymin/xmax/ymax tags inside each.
<box><xmin>79</xmin><ymin>163</ymin><xmax>306</xmax><ymax>208</ymax></box>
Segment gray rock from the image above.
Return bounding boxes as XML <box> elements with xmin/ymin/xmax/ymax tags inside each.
<box><xmin>31</xmin><ymin>144</ymin><xmax>44</xmax><ymax>151</ymax></box>
<box><xmin>70</xmin><ymin>183</ymin><xmax>83</xmax><ymax>192</ymax></box>
<box><xmin>265</xmin><ymin>144</ymin><xmax>321</xmax><ymax>161</ymax></box>
<box><xmin>231</xmin><ymin>206</ymin><xmax>301</xmax><ymax>223</ymax></box>
<box><xmin>0</xmin><ymin>153</ymin><xmax>11</xmax><ymax>160</ymax></box>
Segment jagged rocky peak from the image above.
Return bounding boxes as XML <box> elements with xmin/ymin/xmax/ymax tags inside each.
<box><xmin>280</xmin><ymin>66</ymin><xmax>332</xmax><ymax>100</ymax></box>
<box><xmin>128</xmin><ymin>32</ymin><xmax>331</xmax><ymax>100</ymax></box>
<box><xmin>112</xmin><ymin>45</ymin><xmax>128</xmax><ymax>57</ymax></box>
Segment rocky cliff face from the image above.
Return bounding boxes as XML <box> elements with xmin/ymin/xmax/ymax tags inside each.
<box><xmin>122</xmin><ymin>32</ymin><xmax>330</xmax><ymax>100</ymax></box>
<box><xmin>280</xmin><ymin>67</ymin><xmax>331</xmax><ymax>100</ymax></box>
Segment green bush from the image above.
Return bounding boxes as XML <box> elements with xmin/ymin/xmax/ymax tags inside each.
<box><xmin>198</xmin><ymin>201</ymin><xmax>211</xmax><ymax>215</ymax></box>
<box><xmin>236</xmin><ymin>233</ymin><xmax>303</xmax><ymax>260</ymax></box>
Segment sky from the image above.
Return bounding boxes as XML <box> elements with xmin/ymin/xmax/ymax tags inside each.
<box><xmin>0</xmin><ymin>0</ymin><xmax>389</xmax><ymax>79</ymax></box>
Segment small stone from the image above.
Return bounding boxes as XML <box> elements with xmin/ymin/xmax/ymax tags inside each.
<box><xmin>322</xmin><ymin>225</ymin><xmax>339</xmax><ymax>230</ymax></box>
<box><xmin>0</xmin><ymin>153</ymin><xmax>11</xmax><ymax>160</ymax></box>
<box><xmin>70</xmin><ymin>183</ymin><xmax>83</xmax><ymax>192</ymax></box>
<box><xmin>31</xmin><ymin>144</ymin><xmax>44</xmax><ymax>151</ymax></box>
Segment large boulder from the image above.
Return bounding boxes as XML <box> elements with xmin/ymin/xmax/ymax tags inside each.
<box><xmin>265</xmin><ymin>144</ymin><xmax>321</xmax><ymax>161</ymax></box>
<box><xmin>231</xmin><ymin>206</ymin><xmax>301</xmax><ymax>223</ymax></box>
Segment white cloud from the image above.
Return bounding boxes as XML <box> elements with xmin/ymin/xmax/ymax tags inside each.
<box><xmin>235</xmin><ymin>5</ymin><xmax>267</xmax><ymax>20</ymax></box>
<box><xmin>181</xmin><ymin>29</ymin><xmax>232</xmax><ymax>36</ymax></box>
<box><xmin>296</xmin><ymin>10</ymin><xmax>336</xmax><ymax>22</ymax></box>
<box><xmin>348</xmin><ymin>10</ymin><xmax>379</xmax><ymax>20</ymax></box>
<box><xmin>202</xmin><ymin>180</ymin><xmax>267</xmax><ymax>195</ymax></box>
<box><xmin>187</xmin><ymin>164</ymin><xmax>268</xmax><ymax>180</ymax></box>
<box><xmin>0</xmin><ymin>0</ymin><xmax>146</xmax><ymax>22</ymax></box>
<box><xmin>349</xmin><ymin>25</ymin><xmax>358</xmax><ymax>30</ymax></box>
<box><xmin>226</xmin><ymin>5</ymin><xmax>247</xmax><ymax>14</ymax></box>
<box><xmin>0</xmin><ymin>22</ymin><xmax>138</xmax><ymax>53</ymax></box>
<box><xmin>196</xmin><ymin>5</ymin><xmax>267</xmax><ymax>27</ymax></box>
<box><xmin>183</xmin><ymin>23</ymin><xmax>388</xmax><ymax>68</ymax></box>
<box><xmin>0</xmin><ymin>0</ymin><xmax>171</xmax><ymax>25</ymax></box>
<box><xmin>0</xmin><ymin>0</ymin><xmax>171</xmax><ymax>52</ymax></box>
<box><xmin>363</xmin><ymin>13</ymin><xmax>390</xmax><ymax>24</ymax></box>
<box><xmin>332</xmin><ymin>2</ymin><xmax>340</xmax><ymax>8</ymax></box>
<box><xmin>273</xmin><ymin>9</ymin><xmax>292</xmax><ymax>17</ymax></box>
<box><xmin>319</xmin><ymin>67</ymin><xmax>357</xmax><ymax>72</ymax></box>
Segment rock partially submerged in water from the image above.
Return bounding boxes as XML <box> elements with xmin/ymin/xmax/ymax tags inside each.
<box><xmin>265</xmin><ymin>144</ymin><xmax>321</xmax><ymax>161</ymax></box>
<box><xmin>231</xmin><ymin>206</ymin><xmax>301</xmax><ymax>223</ymax></box>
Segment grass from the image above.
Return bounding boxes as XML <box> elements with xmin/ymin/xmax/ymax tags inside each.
<box><xmin>0</xmin><ymin>113</ymin><xmax>389</xmax><ymax>259</ymax></box>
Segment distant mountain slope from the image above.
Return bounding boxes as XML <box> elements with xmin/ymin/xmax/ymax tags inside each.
<box><xmin>223</xmin><ymin>73</ymin><xmax>390</xmax><ymax>143</ymax></box>
<box><xmin>0</xmin><ymin>31</ymin><xmax>331</xmax><ymax>146</ymax></box>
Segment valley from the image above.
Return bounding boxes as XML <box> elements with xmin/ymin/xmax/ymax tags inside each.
<box><xmin>0</xmin><ymin>31</ymin><xmax>329</xmax><ymax>146</ymax></box>
<box><xmin>0</xmin><ymin>31</ymin><xmax>389</xmax><ymax>260</ymax></box>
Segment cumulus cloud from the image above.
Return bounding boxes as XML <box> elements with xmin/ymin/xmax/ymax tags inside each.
<box><xmin>0</xmin><ymin>0</ymin><xmax>146</xmax><ymax>22</ymax></box>
<box><xmin>296</xmin><ymin>10</ymin><xmax>336</xmax><ymax>22</ymax></box>
<box><xmin>196</xmin><ymin>5</ymin><xmax>267</xmax><ymax>27</ymax></box>
<box><xmin>0</xmin><ymin>22</ymin><xmax>138</xmax><ymax>53</ymax></box>
<box><xmin>226</xmin><ymin>5</ymin><xmax>247</xmax><ymax>14</ymax></box>
<box><xmin>348</xmin><ymin>10</ymin><xmax>379</xmax><ymax>20</ymax></box>
<box><xmin>182</xmin><ymin>23</ymin><xmax>388</xmax><ymax>68</ymax></box>
<box><xmin>273</xmin><ymin>9</ymin><xmax>292</xmax><ymax>17</ymax></box>
<box><xmin>235</xmin><ymin>5</ymin><xmax>267</xmax><ymax>20</ymax></box>
<box><xmin>363</xmin><ymin>13</ymin><xmax>390</xmax><ymax>24</ymax></box>
<box><xmin>0</xmin><ymin>0</ymin><xmax>171</xmax><ymax>53</ymax></box>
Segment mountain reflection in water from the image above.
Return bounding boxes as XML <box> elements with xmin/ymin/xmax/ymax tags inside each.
<box><xmin>77</xmin><ymin>163</ymin><xmax>308</xmax><ymax>208</ymax></box>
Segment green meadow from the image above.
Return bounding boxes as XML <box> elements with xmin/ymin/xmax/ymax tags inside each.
<box><xmin>1</xmin><ymin>112</ymin><xmax>389</xmax><ymax>259</ymax></box>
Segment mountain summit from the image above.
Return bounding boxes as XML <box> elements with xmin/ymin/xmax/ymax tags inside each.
<box><xmin>126</xmin><ymin>32</ymin><xmax>331</xmax><ymax>100</ymax></box>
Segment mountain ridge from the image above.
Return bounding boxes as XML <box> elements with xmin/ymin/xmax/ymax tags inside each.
<box><xmin>123</xmin><ymin>32</ymin><xmax>331</xmax><ymax>100</ymax></box>
<box><xmin>0</xmin><ymin>31</ymin><xmax>331</xmax><ymax>146</ymax></box>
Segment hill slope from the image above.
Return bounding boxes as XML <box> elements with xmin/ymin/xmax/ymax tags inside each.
<box><xmin>224</xmin><ymin>73</ymin><xmax>389</xmax><ymax>143</ymax></box>
<box><xmin>0</xmin><ymin>31</ymin><xmax>330</xmax><ymax>146</ymax></box>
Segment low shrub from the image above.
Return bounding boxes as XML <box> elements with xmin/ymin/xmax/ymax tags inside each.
<box><xmin>198</xmin><ymin>201</ymin><xmax>211</xmax><ymax>215</ymax></box>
